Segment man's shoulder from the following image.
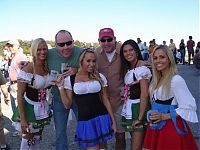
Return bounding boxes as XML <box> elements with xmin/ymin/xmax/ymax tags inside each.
<box><xmin>73</xmin><ymin>46</ymin><xmax>84</xmax><ymax>55</ymax></box>
<box><xmin>48</xmin><ymin>47</ymin><xmax>57</xmax><ymax>53</ymax></box>
<box><xmin>95</xmin><ymin>47</ymin><xmax>102</xmax><ymax>54</ymax></box>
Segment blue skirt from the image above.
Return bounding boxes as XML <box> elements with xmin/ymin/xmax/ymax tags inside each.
<box><xmin>75</xmin><ymin>114</ymin><xmax>114</xmax><ymax>148</ymax></box>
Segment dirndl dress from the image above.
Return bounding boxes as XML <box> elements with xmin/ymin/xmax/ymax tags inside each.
<box><xmin>121</xmin><ymin>66</ymin><xmax>152</xmax><ymax>132</ymax></box>
<box><xmin>143</xmin><ymin>75</ymin><xmax>198</xmax><ymax>150</ymax></box>
<box><xmin>64</xmin><ymin>74</ymin><xmax>114</xmax><ymax>148</ymax></box>
<box><xmin>12</xmin><ymin>70</ymin><xmax>52</xmax><ymax>133</ymax></box>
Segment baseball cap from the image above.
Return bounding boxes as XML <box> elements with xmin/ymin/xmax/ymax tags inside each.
<box><xmin>7</xmin><ymin>39</ymin><xmax>20</xmax><ymax>46</ymax></box>
<box><xmin>99</xmin><ymin>28</ymin><xmax>114</xmax><ymax>39</ymax></box>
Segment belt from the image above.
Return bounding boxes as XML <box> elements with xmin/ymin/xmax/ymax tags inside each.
<box><xmin>10</xmin><ymin>80</ymin><xmax>17</xmax><ymax>84</ymax></box>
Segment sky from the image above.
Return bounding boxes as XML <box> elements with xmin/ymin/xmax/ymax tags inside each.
<box><xmin>0</xmin><ymin>0</ymin><xmax>199</xmax><ymax>46</ymax></box>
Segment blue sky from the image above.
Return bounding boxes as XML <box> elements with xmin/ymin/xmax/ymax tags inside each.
<box><xmin>0</xmin><ymin>0</ymin><xmax>199</xmax><ymax>46</ymax></box>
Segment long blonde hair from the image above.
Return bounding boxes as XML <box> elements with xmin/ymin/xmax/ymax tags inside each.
<box><xmin>149</xmin><ymin>45</ymin><xmax>177</xmax><ymax>97</ymax></box>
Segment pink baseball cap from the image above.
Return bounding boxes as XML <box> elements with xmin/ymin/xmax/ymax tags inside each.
<box><xmin>99</xmin><ymin>28</ymin><xmax>114</xmax><ymax>39</ymax></box>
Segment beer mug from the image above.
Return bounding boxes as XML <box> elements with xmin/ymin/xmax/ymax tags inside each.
<box><xmin>61</xmin><ymin>63</ymin><xmax>69</xmax><ymax>73</ymax></box>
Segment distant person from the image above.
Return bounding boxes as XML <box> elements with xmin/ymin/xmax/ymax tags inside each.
<box><xmin>12</xmin><ymin>38</ymin><xmax>52</xmax><ymax>150</ymax></box>
<box><xmin>7</xmin><ymin>39</ymin><xmax>27</xmax><ymax>137</ymax></box>
<box><xmin>186</xmin><ymin>36</ymin><xmax>195</xmax><ymax>65</ymax></box>
<box><xmin>169</xmin><ymin>39</ymin><xmax>177</xmax><ymax>63</ymax></box>
<box><xmin>137</xmin><ymin>38</ymin><xmax>144</xmax><ymax>57</ymax></box>
<box><xmin>120</xmin><ymin>39</ymin><xmax>151</xmax><ymax>150</ymax></box>
<box><xmin>1</xmin><ymin>55</ymin><xmax>9</xmax><ymax>79</ymax></box>
<box><xmin>148</xmin><ymin>40</ymin><xmax>156</xmax><ymax>62</ymax></box>
<box><xmin>143</xmin><ymin>45</ymin><xmax>198</xmax><ymax>150</ymax></box>
<box><xmin>179</xmin><ymin>39</ymin><xmax>186</xmax><ymax>65</ymax></box>
<box><xmin>163</xmin><ymin>41</ymin><xmax>166</xmax><ymax>45</ymax></box>
<box><xmin>95</xmin><ymin>28</ymin><xmax>126</xmax><ymax>149</ymax></box>
<box><xmin>142</xmin><ymin>42</ymin><xmax>149</xmax><ymax>60</ymax></box>
<box><xmin>0</xmin><ymin>71</ymin><xmax>10</xmax><ymax>150</ymax></box>
<box><xmin>47</xmin><ymin>30</ymin><xmax>84</xmax><ymax>150</ymax></box>
<box><xmin>152</xmin><ymin>39</ymin><xmax>157</xmax><ymax>46</ymax></box>
<box><xmin>56</xmin><ymin>49</ymin><xmax>117</xmax><ymax>149</ymax></box>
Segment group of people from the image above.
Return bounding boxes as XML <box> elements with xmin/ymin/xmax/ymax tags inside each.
<box><xmin>137</xmin><ymin>36</ymin><xmax>199</xmax><ymax>67</ymax></box>
<box><xmin>0</xmin><ymin>28</ymin><xmax>199</xmax><ymax>150</ymax></box>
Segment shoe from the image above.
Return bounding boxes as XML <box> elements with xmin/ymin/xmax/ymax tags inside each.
<box><xmin>0</xmin><ymin>144</ymin><xmax>9</xmax><ymax>150</ymax></box>
<box><xmin>12</xmin><ymin>131</ymin><xmax>21</xmax><ymax>137</ymax></box>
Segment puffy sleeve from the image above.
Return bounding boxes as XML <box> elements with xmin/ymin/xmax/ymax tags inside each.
<box><xmin>17</xmin><ymin>70</ymin><xmax>33</xmax><ymax>84</ymax></box>
<box><xmin>135</xmin><ymin>66</ymin><xmax>152</xmax><ymax>81</ymax></box>
<box><xmin>172</xmin><ymin>75</ymin><xmax>198</xmax><ymax>123</ymax></box>
<box><xmin>99</xmin><ymin>73</ymin><xmax>108</xmax><ymax>87</ymax></box>
<box><xmin>63</xmin><ymin>76</ymin><xmax>72</xmax><ymax>90</ymax></box>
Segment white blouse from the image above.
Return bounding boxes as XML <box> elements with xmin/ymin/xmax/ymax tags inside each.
<box><xmin>124</xmin><ymin>66</ymin><xmax>152</xmax><ymax>85</ymax></box>
<box><xmin>17</xmin><ymin>70</ymin><xmax>51</xmax><ymax>89</ymax></box>
<box><xmin>64</xmin><ymin>73</ymin><xmax>107</xmax><ymax>95</ymax></box>
<box><xmin>152</xmin><ymin>75</ymin><xmax>198</xmax><ymax>123</ymax></box>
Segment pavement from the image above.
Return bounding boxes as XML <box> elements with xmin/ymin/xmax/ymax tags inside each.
<box><xmin>1</xmin><ymin>64</ymin><xmax>200</xmax><ymax>150</ymax></box>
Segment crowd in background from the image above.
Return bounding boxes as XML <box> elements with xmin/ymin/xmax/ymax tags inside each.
<box><xmin>0</xmin><ymin>31</ymin><xmax>199</xmax><ymax>150</ymax></box>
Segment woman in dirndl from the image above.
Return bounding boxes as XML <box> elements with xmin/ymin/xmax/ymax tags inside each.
<box><xmin>56</xmin><ymin>49</ymin><xmax>116</xmax><ymax>150</ymax></box>
<box><xmin>120</xmin><ymin>39</ymin><xmax>152</xmax><ymax>150</ymax></box>
<box><xmin>12</xmin><ymin>38</ymin><xmax>52</xmax><ymax>150</ymax></box>
<box><xmin>143</xmin><ymin>45</ymin><xmax>198</xmax><ymax>150</ymax></box>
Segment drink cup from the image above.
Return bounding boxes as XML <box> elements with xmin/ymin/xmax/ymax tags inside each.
<box><xmin>61</xmin><ymin>63</ymin><xmax>69</xmax><ymax>73</ymax></box>
<box><xmin>147</xmin><ymin>110</ymin><xmax>158</xmax><ymax>127</ymax></box>
<box><xmin>49</xmin><ymin>70</ymin><xmax>59</xmax><ymax>85</ymax></box>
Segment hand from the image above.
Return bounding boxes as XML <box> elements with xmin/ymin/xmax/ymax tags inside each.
<box><xmin>4</xmin><ymin>96</ymin><xmax>10</xmax><ymax>105</ymax></box>
<box><xmin>112</xmin><ymin>122</ymin><xmax>117</xmax><ymax>134</ymax></box>
<box><xmin>149</xmin><ymin>112</ymin><xmax>163</xmax><ymax>124</ymax></box>
<box><xmin>56</xmin><ymin>74</ymin><xmax>64</xmax><ymax>88</ymax></box>
<box><xmin>21</xmin><ymin>119</ymin><xmax>29</xmax><ymax>133</ymax></box>
<box><xmin>132</xmin><ymin>119</ymin><xmax>144</xmax><ymax>128</ymax></box>
<box><xmin>62</xmin><ymin>67</ymin><xmax>77</xmax><ymax>77</ymax></box>
<box><xmin>19</xmin><ymin>61</ymin><xmax>28</xmax><ymax>69</ymax></box>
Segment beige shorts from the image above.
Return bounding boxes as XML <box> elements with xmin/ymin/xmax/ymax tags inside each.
<box><xmin>114</xmin><ymin>104</ymin><xmax>125</xmax><ymax>133</ymax></box>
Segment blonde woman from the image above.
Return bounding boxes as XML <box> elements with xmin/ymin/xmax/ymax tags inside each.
<box><xmin>56</xmin><ymin>49</ymin><xmax>116</xmax><ymax>150</ymax></box>
<box><xmin>12</xmin><ymin>38</ymin><xmax>52</xmax><ymax>150</ymax></box>
<box><xmin>143</xmin><ymin>45</ymin><xmax>198</xmax><ymax>150</ymax></box>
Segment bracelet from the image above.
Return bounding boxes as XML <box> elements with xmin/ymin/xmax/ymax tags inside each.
<box><xmin>58</xmin><ymin>86</ymin><xmax>64</xmax><ymax>90</ymax></box>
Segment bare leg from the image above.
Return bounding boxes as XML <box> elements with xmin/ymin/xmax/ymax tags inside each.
<box><xmin>115</xmin><ymin>132</ymin><xmax>126</xmax><ymax>150</ymax></box>
<box><xmin>131</xmin><ymin>131</ymin><xmax>145</xmax><ymax>150</ymax></box>
<box><xmin>99</xmin><ymin>142</ymin><xmax>107</xmax><ymax>149</ymax></box>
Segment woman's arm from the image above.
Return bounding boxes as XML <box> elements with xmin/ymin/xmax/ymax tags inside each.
<box><xmin>133</xmin><ymin>79</ymin><xmax>149</xmax><ymax>127</ymax></box>
<box><xmin>58</xmin><ymin>87</ymin><xmax>72</xmax><ymax>109</ymax></box>
<box><xmin>138</xmin><ymin>79</ymin><xmax>149</xmax><ymax>120</ymax></box>
<box><xmin>56</xmin><ymin>75</ymin><xmax>72</xmax><ymax>108</ymax></box>
<box><xmin>17</xmin><ymin>81</ymin><xmax>28</xmax><ymax>132</ymax></box>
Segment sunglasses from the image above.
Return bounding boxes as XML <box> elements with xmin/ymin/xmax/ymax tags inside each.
<box><xmin>57</xmin><ymin>41</ymin><xmax>73</xmax><ymax>47</ymax></box>
<box><xmin>100</xmin><ymin>38</ymin><xmax>113</xmax><ymax>43</ymax></box>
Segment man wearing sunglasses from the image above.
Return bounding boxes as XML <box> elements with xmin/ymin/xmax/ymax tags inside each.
<box><xmin>95</xmin><ymin>28</ymin><xmax>126</xmax><ymax>150</ymax></box>
<box><xmin>47</xmin><ymin>30</ymin><xmax>84</xmax><ymax>150</ymax></box>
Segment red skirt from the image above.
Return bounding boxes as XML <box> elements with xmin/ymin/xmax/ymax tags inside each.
<box><xmin>143</xmin><ymin>117</ymin><xmax>198</xmax><ymax>150</ymax></box>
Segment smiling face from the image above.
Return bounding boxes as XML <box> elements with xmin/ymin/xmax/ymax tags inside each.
<box><xmin>81</xmin><ymin>51</ymin><xmax>96</xmax><ymax>73</ymax></box>
<box><xmin>153</xmin><ymin>49</ymin><xmax>170</xmax><ymax>74</ymax></box>
<box><xmin>36</xmin><ymin>42</ymin><xmax>48</xmax><ymax>61</ymax></box>
<box><xmin>123</xmin><ymin>44</ymin><xmax>138</xmax><ymax>62</ymax></box>
<box><xmin>99</xmin><ymin>36</ymin><xmax>116</xmax><ymax>53</ymax></box>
